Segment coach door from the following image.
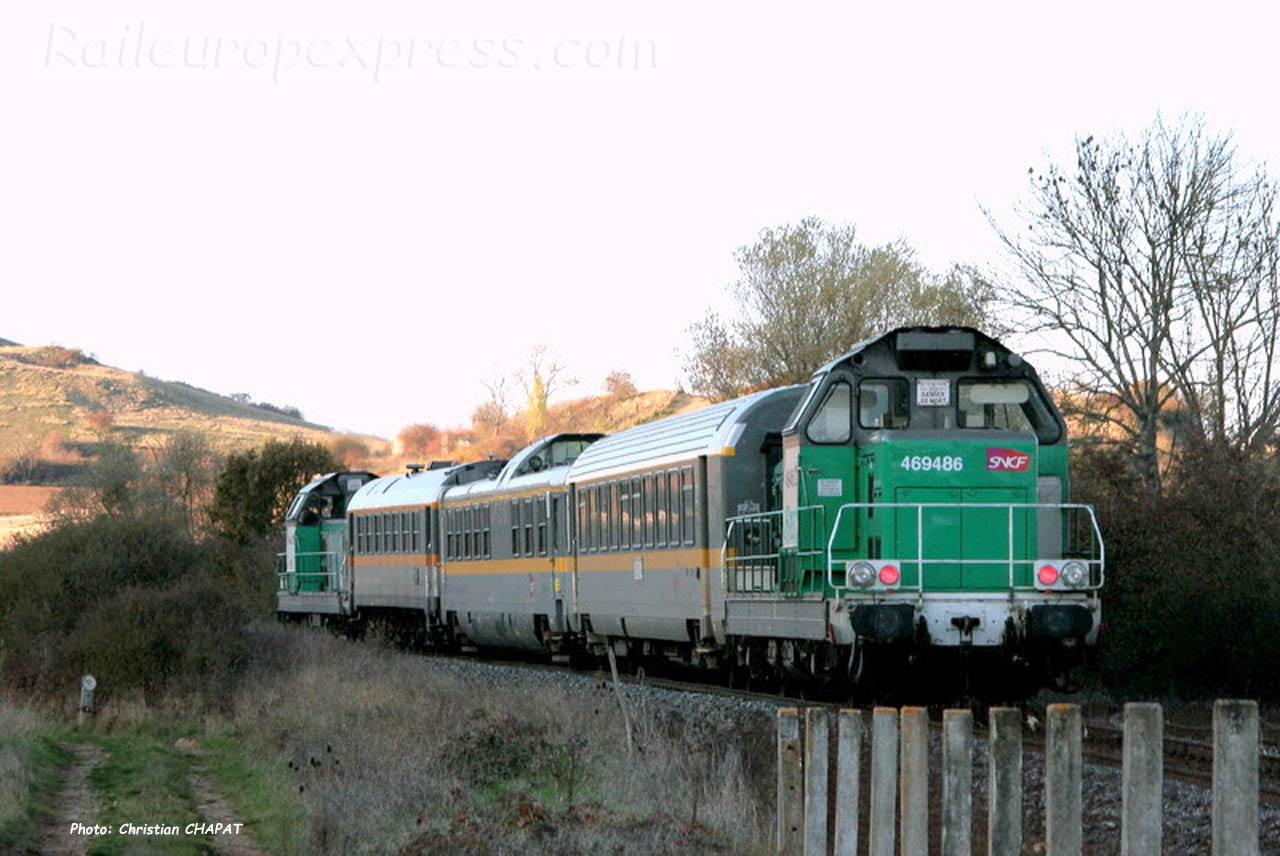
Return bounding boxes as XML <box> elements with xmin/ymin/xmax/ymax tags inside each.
<box><xmin>548</xmin><ymin>492</ymin><xmax>567</xmax><ymax>632</ymax></box>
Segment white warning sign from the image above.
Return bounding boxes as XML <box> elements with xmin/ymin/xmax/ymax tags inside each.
<box><xmin>916</xmin><ymin>379</ymin><xmax>951</xmax><ymax>406</ymax></box>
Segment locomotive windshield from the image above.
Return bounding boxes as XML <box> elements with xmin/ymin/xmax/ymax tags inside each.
<box><xmin>957</xmin><ymin>379</ymin><xmax>1060</xmax><ymax>442</ymax></box>
<box><xmin>858</xmin><ymin>379</ymin><xmax>909</xmax><ymax>429</ymax></box>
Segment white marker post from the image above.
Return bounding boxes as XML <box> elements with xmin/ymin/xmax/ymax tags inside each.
<box><xmin>78</xmin><ymin>674</ymin><xmax>96</xmax><ymax>726</ymax></box>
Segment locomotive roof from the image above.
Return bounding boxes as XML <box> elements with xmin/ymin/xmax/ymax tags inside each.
<box><xmin>567</xmin><ymin>386</ymin><xmax>802</xmax><ymax>482</ymax></box>
<box><xmin>348</xmin><ymin>460</ymin><xmax>504</xmax><ymax>511</ymax></box>
<box><xmin>812</xmin><ymin>325</ymin><xmax>1012</xmax><ymax>376</ymax></box>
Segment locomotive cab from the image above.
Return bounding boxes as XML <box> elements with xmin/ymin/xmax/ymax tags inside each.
<box><xmin>279</xmin><ymin>471</ymin><xmax>377</xmax><ymax>610</ymax></box>
<box><xmin>769</xmin><ymin>327</ymin><xmax>1102</xmax><ymax>692</ymax></box>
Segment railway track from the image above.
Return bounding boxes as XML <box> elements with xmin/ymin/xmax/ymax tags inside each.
<box><xmin>403</xmin><ymin>644</ymin><xmax>1280</xmax><ymax>805</ymax></box>
<box><xmin>1075</xmin><ymin>721</ymin><xmax>1280</xmax><ymax>802</ymax></box>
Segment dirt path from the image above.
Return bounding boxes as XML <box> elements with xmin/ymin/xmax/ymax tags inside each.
<box><xmin>179</xmin><ymin>742</ymin><xmax>270</xmax><ymax>856</ymax></box>
<box><xmin>38</xmin><ymin>742</ymin><xmax>106</xmax><ymax>856</ymax></box>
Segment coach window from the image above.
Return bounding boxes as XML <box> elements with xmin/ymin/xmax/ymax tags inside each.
<box><xmin>859</xmin><ymin>379</ymin><xmax>910</xmax><ymax>429</ymax></box>
<box><xmin>607</xmin><ymin>482</ymin><xmax>618</xmax><ymax>550</ymax></box>
<box><xmin>536</xmin><ymin>499</ymin><xmax>547</xmax><ymax>556</ymax></box>
<box><xmin>629</xmin><ymin>478</ymin><xmax>641</xmax><ymax>546</ymax></box>
<box><xmin>578</xmin><ymin>492</ymin><xmax>589</xmax><ymax>552</ymax></box>
<box><xmin>807</xmin><ymin>380</ymin><xmax>852</xmax><ymax>443</ymax></box>
<box><xmin>667</xmin><ymin>471</ymin><xmax>680</xmax><ymax>546</ymax></box>
<box><xmin>681</xmin><ymin>467</ymin><xmax>696</xmax><ymax>544</ymax></box>
<box><xmin>619</xmin><ymin>481</ymin><xmax>631</xmax><ymax>549</ymax></box>
<box><xmin>660</xmin><ymin>473</ymin><xmax>670</xmax><ymax>547</ymax></box>
<box><xmin>643</xmin><ymin>475</ymin><xmax>656</xmax><ymax>548</ymax></box>
<box><xmin>586</xmin><ymin>488</ymin><xmax>598</xmax><ymax>552</ymax></box>
<box><xmin>511</xmin><ymin>501</ymin><xmax>520</xmax><ymax>555</ymax></box>
<box><xmin>524</xmin><ymin>498</ymin><xmax>534</xmax><ymax>555</ymax></box>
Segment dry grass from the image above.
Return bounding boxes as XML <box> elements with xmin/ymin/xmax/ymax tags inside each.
<box><xmin>0</xmin><ymin>700</ymin><xmax>67</xmax><ymax>847</ymax></box>
<box><xmin>216</xmin><ymin>625</ymin><xmax>773</xmax><ymax>855</ymax></box>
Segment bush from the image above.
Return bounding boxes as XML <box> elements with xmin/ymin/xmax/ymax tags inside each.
<box><xmin>1075</xmin><ymin>442</ymin><xmax>1280</xmax><ymax>697</ymax></box>
<box><xmin>64</xmin><ymin>577</ymin><xmax>249</xmax><ymax>700</ymax></box>
<box><xmin>0</xmin><ymin>512</ymin><xmax>247</xmax><ymax>698</ymax></box>
<box><xmin>12</xmin><ymin>346</ymin><xmax>94</xmax><ymax>369</ymax></box>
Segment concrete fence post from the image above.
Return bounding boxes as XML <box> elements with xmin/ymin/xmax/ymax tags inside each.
<box><xmin>804</xmin><ymin>708</ymin><xmax>829</xmax><ymax>856</ymax></box>
<box><xmin>77</xmin><ymin>675</ymin><xmax>96</xmax><ymax>727</ymax></box>
<box><xmin>987</xmin><ymin>707</ymin><xmax>1022</xmax><ymax>856</ymax></box>
<box><xmin>1045</xmin><ymin>704</ymin><xmax>1082</xmax><ymax>856</ymax></box>
<box><xmin>777</xmin><ymin>708</ymin><xmax>803</xmax><ymax>856</ymax></box>
<box><xmin>1121</xmin><ymin>702</ymin><xmax>1162</xmax><ymax>855</ymax></box>
<box><xmin>899</xmin><ymin>706</ymin><xmax>928</xmax><ymax>855</ymax></box>
<box><xmin>834</xmin><ymin>709</ymin><xmax>863</xmax><ymax>856</ymax></box>
<box><xmin>869</xmin><ymin>707</ymin><xmax>898</xmax><ymax>856</ymax></box>
<box><xmin>942</xmin><ymin>709</ymin><xmax>973</xmax><ymax>856</ymax></box>
<box><xmin>1212</xmin><ymin>699</ymin><xmax>1259</xmax><ymax>856</ymax></box>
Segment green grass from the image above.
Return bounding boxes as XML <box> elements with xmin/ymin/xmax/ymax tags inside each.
<box><xmin>86</xmin><ymin>732</ymin><xmax>209</xmax><ymax>856</ymax></box>
<box><xmin>0</xmin><ymin>730</ymin><xmax>71</xmax><ymax>851</ymax></box>
<box><xmin>202</xmin><ymin>732</ymin><xmax>306</xmax><ymax>855</ymax></box>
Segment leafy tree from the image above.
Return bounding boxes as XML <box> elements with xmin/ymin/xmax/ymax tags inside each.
<box><xmin>47</xmin><ymin>442</ymin><xmax>146</xmax><ymax>520</ymax></box>
<box><xmin>989</xmin><ymin>115</ymin><xmax>1280</xmax><ymax>491</ymax></box>
<box><xmin>153</xmin><ymin>431</ymin><xmax>218</xmax><ymax>537</ymax></box>
<box><xmin>684</xmin><ymin>217</ymin><xmax>996</xmax><ymax>400</ymax></box>
<box><xmin>209</xmin><ymin>438</ymin><xmax>336</xmax><ymax>543</ymax></box>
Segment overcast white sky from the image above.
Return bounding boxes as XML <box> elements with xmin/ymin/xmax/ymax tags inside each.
<box><xmin>4</xmin><ymin>1</ymin><xmax>1278</xmax><ymax>439</ymax></box>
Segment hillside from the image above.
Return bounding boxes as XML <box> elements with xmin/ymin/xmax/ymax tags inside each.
<box><xmin>0</xmin><ymin>344</ymin><xmax>384</xmax><ymax>483</ymax></box>
<box><xmin>0</xmin><ymin>343</ymin><xmax>710</xmax><ymax>543</ymax></box>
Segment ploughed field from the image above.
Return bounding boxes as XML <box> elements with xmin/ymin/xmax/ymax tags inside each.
<box><xmin>0</xmin><ymin>485</ymin><xmax>59</xmax><ymax>546</ymax></box>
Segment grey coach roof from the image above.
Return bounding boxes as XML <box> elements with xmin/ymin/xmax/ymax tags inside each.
<box><xmin>567</xmin><ymin>386</ymin><xmax>800</xmax><ymax>481</ymax></box>
<box><xmin>348</xmin><ymin>467</ymin><xmax>455</xmax><ymax>512</ymax></box>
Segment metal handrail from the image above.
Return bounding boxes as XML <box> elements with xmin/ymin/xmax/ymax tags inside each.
<box><xmin>275</xmin><ymin>551</ymin><xmax>345</xmax><ymax>593</ymax></box>
<box><xmin>824</xmin><ymin>502</ymin><xmax>1104</xmax><ymax>593</ymax></box>
<box><xmin>722</xmin><ymin>506</ymin><xmax>826</xmax><ymax>594</ymax></box>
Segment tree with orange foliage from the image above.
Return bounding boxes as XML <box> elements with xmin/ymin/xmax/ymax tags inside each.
<box><xmin>397</xmin><ymin>423</ymin><xmax>440</xmax><ymax>458</ymax></box>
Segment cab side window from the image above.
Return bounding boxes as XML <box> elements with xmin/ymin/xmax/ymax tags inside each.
<box><xmin>807</xmin><ymin>381</ymin><xmax>852</xmax><ymax>443</ymax></box>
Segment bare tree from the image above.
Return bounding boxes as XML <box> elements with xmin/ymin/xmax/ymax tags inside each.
<box><xmin>989</xmin><ymin>116</ymin><xmax>1280</xmax><ymax>490</ymax></box>
<box><xmin>684</xmin><ymin>218</ymin><xmax>997</xmax><ymax>400</ymax></box>
<box><xmin>480</xmin><ymin>371</ymin><xmax>514</xmax><ymax>424</ymax></box>
<box><xmin>519</xmin><ymin>345</ymin><xmax>576</xmax><ymax>438</ymax></box>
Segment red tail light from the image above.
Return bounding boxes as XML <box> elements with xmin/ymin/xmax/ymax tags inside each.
<box><xmin>878</xmin><ymin>564</ymin><xmax>900</xmax><ymax>585</ymax></box>
<box><xmin>1038</xmin><ymin>564</ymin><xmax>1059</xmax><ymax>585</ymax></box>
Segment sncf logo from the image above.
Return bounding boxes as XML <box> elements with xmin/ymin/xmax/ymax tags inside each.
<box><xmin>986</xmin><ymin>447</ymin><xmax>1030</xmax><ymax>471</ymax></box>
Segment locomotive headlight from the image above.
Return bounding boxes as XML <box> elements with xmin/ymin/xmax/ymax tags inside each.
<box><xmin>1061</xmin><ymin>561</ymin><xmax>1087</xmax><ymax>588</ymax></box>
<box><xmin>847</xmin><ymin>561</ymin><xmax>876</xmax><ymax>589</ymax></box>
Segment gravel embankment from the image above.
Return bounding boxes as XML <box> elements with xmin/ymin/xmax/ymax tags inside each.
<box><xmin>420</xmin><ymin>655</ymin><xmax>1280</xmax><ymax>853</ymax></box>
